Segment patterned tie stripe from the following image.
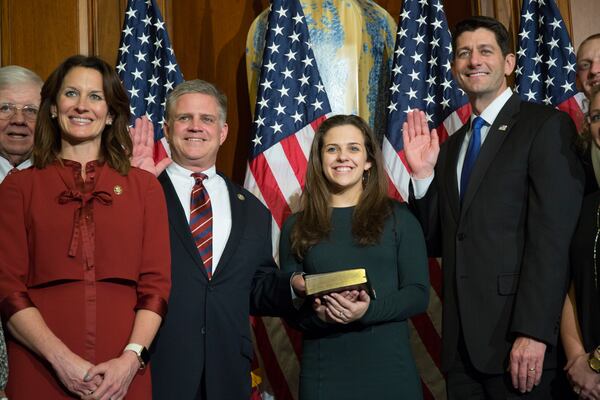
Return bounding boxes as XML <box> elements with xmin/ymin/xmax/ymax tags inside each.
<box><xmin>190</xmin><ymin>173</ymin><xmax>213</xmax><ymax>278</ymax></box>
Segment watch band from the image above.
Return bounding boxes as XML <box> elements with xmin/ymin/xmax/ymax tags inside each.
<box><xmin>123</xmin><ymin>343</ymin><xmax>149</xmax><ymax>369</ymax></box>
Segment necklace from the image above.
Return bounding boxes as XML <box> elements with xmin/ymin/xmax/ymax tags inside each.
<box><xmin>594</xmin><ymin>202</ymin><xmax>600</xmax><ymax>289</ymax></box>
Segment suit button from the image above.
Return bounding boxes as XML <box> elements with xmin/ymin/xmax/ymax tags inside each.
<box><xmin>201</xmin><ymin>327</ymin><xmax>206</xmax><ymax>335</ymax></box>
<box><xmin>457</xmin><ymin>233</ymin><xmax>466</xmax><ymax>241</ymax></box>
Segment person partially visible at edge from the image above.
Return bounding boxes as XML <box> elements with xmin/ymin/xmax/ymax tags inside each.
<box><xmin>0</xmin><ymin>55</ymin><xmax>171</xmax><ymax>400</ymax></box>
<box><xmin>279</xmin><ymin>114</ymin><xmax>429</xmax><ymax>399</ymax></box>
<box><xmin>561</xmin><ymin>85</ymin><xmax>600</xmax><ymax>400</ymax></box>
<box><xmin>403</xmin><ymin>15</ymin><xmax>584</xmax><ymax>399</ymax></box>
<box><xmin>0</xmin><ymin>64</ymin><xmax>42</xmax><ymax>400</ymax></box>
<box><xmin>576</xmin><ymin>33</ymin><xmax>600</xmax><ymax>194</ymax></box>
<box><xmin>0</xmin><ymin>66</ymin><xmax>42</xmax><ymax>182</ymax></box>
<box><xmin>129</xmin><ymin>79</ymin><xmax>306</xmax><ymax>400</ymax></box>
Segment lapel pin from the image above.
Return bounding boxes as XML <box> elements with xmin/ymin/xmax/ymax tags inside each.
<box><xmin>113</xmin><ymin>185</ymin><xmax>123</xmax><ymax>195</ymax></box>
<box><xmin>498</xmin><ymin>125</ymin><xmax>508</xmax><ymax>131</ymax></box>
<box><xmin>237</xmin><ymin>193</ymin><xmax>245</xmax><ymax>201</ymax></box>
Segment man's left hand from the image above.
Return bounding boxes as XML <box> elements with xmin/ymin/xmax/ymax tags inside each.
<box><xmin>509</xmin><ymin>336</ymin><xmax>546</xmax><ymax>393</ymax></box>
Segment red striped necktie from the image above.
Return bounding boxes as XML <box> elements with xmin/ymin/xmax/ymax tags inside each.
<box><xmin>190</xmin><ymin>173</ymin><xmax>213</xmax><ymax>279</ymax></box>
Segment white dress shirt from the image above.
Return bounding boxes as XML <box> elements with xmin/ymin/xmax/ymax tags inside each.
<box><xmin>412</xmin><ymin>88</ymin><xmax>513</xmax><ymax>199</ymax></box>
<box><xmin>166</xmin><ymin>162</ymin><xmax>232</xmax><ymax>273</ymax></box>
<box><xmin>0</xmin><ymin>156</ymin><xmax>32</xmax><ymax>184</ymax></box>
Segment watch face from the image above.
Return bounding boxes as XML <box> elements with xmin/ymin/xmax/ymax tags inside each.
<box><xmin>589</xmin><ymin>355</ymin><xmax>600</xmax><ymax>372</ymax></box>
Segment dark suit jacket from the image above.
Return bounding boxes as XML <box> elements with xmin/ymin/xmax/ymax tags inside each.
<box><xmin>411</xmin><ymin>94</ymin><xmax>584</xmax><ymax>374</ymax></box>
<box><xmin>151</xmin><ymin>171</ymin><xmax>295</xmax><ymax>399</ymax></box>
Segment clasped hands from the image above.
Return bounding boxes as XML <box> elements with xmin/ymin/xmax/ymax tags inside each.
<box><xmin>313</xmin><ymin>290</ymin><xmax>370</xmax><ymax>324</ymax></box>
<box><xmin>565</xmin><ymin>352</ymin><xmax>600</xmax><ymax>399</ymax></box>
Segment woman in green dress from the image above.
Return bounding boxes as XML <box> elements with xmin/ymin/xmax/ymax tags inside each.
<box><xmin>279</xmin><ymin>114</ymin><xmax>429</xmax><ymax>399</ymax></box>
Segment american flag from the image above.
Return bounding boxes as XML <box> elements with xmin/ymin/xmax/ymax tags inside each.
<box><xmin>116</xmin><ymin>0</ymin><xmax>184</xmax><ymax>161</ymax></box>
<box><xmin>383</xmin><ymin>0</ymin><xmax>470</xmax><ymax>399</ymax></box>
<box><xmin>515</xmin><ymin>0</ymin><xmax>585</xmax><ymax>129</ymax></box>
<box><xmin>243</xmin><ymin>0</ymin><xmax>332</xmax><ymax>398</ymax></box>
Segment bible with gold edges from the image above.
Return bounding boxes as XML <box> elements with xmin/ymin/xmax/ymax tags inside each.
<box><xmin>304</xmin><ymin>268</ymin><xmax>376</xmax><ymax>299</ymax></box>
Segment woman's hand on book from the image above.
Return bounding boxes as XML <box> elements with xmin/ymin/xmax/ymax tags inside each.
<box><xmin>321</xmin><ymin>291</ymin><xmax>370</xmax><ymax>324</ymax></box>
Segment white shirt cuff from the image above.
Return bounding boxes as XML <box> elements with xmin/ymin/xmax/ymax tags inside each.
<box><xmin>411</xmin><ymin>173</ymin><xmax>434</xmax><ymax>199</ymax></box>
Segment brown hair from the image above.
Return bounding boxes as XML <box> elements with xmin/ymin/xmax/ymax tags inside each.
<box><xmin>32</xmin><ymin>55</ymin><xmax>132</xmax><ymax>174</ymax></box>
<box><xmin>290</xmin><ymin>114</ymin><xmax>391</xmax><ymax>259</ymax></box>
<box><xmin>579</xmin><ymin>85</ymin><xmax>600</xmax><ymax>152</ymax></box>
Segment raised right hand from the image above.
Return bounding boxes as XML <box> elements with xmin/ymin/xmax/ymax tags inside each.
<box><xmin>130</xmin><ymin>116</ymin><xmax>172</xmax><ymax>177</ymax></box>
<box><xmin>402</xmin><ymin>110</ymin><xmax>439</xmax><ymax>179</ymax></box>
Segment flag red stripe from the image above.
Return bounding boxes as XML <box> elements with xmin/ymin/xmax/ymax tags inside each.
<box><xmin>558</xmin><ymin>96</ymin><xmax>585</xmax><ymax>132</ymax></box>
<box><xmin>412</xmin><ymin>313</ymin><xmax>443</xmax><ymax>369</ymax></box>
<box><xmin>422</xmin><ymin>379</ymin><xmax>435</xmax><ymax>400</ymax></box>
<box><xmin>280</xmin><ymin>134</ymin><xmax>308</xmax><ymax>189</ymax></box>
<box><xmin>428</xmin><ymin>258</ymin><xmax>443</xmax><ymax>301</ymax></box>
<box><xmin>249</xmin><ymin>154</ymin><xmax>292</xmax><ymax>228</ymax></box>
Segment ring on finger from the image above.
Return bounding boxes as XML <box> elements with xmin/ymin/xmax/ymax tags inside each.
<box><xmin>338</xmin><ymin>311</ymin><xmax>344</xmax><ymax>318</ymax></box>
<box><xmin>574</xmin><ymin>386</ymin><xmax>581</xmax><ymax>394</ymax></box>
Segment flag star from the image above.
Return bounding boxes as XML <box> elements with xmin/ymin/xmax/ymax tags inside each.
<box><xmin>397</xmin><ymin>27</ymin><xmax>407</xmax><ymax>39</ymax></box>
<box><xmin>518</xmin><ymin>29</ymin><xmax>530</xmax><ymax>40</ymax></box>
<box><xmin>154</xmin><ymin>19</ymin><xmax>165</xmax><ymax>31</ymax></box>
<box><xmin>255</xmin><ymin>116</ymin><xmax>265</xmax><ymax>127</ymax></box>
<box><xmin>566</xmin><ymin>43</ymin><xmax>575</xmax><ymax>54</ymax></box>
<box><xmin>130</xmin><ymin>105</ymin><xmax>136</xmax><ymax>114</ymax></box>
<box><xmin>406</xmin><ymin>87</ymin><xmax>417</xmax><ymax>100</ymax></box>
<box><xmin>288</xmin><ymin>31</ymin><xmax>300</xmax><ymax>43</ymax></box>
<box><xmin>394</xmin><ymin>46</ymin><xmax>405</xmax><ymax>57</ymax></box>
<box><xmin>563</xmin><ymin>62</ymin><xmax>575</xmax><ymax>73</ymax></box>
<box><xmin>547</xmin><ymin>37</ymin><xmax>559</xmax><ymax>50</ymax></box>
<box><xmin>271</xmin><ymin>121</ymin><xmax>283</xmax><ymax>134</ymax></box>
<box><xmin>151</xmin><ymin>58</ymin><xmax>161</xmax><ymax>68</ymax></box>
<box><xmin>543</xmin><ymin>95</ymin><xmax>553</xmax><ymax>105</ymax></box>
<box><xmin>387</xmin><ymin>102</ymin><xmax>397</xmax><ymax>113</ymax></box>
<box><xmin>315</xmin><ymin>82</ymin><xmax>325</xmax><ymax>93</ymax></box>
<box><xmin>138</xmin><ymin>33</ymin><xmax>150</xmax><ymax>45</ymax></box>
<box><xmin>267</xmin><ymin>42</ymin><xmax>280</xmax><ymax>54</ymax></box>
<box><xmin>400</xmin><ymin>9</ymin><xmax>410</xmax><ymax>20</ymax></box>
<box><xmin>427</xmin><ymin>56</ymin><xmax>438</xmax><ymax>67</ymax></box>
<box><xmin>431</xmin><ymin>37</ymin><xmax>440</xmax><ymax>48</ymax></box>
<box><xmin>523</xmin><ymin>9</ymin><xmax>534</xmax><ymax>22</ymax></box>
<box><xmin>122</xmin><ymin>26</ymin><xmax>133</xmax><ymax>37</ymax></box>
<box><xmin>515</xmin><ymin>65</ymin><xmax>523</xmax><ymax>76</ymax></box>
<box><xmin>443</xmin><ymin>60</ymin><xmax>451</xmax><ymax>71</ymax></box>
<box><xmin>142</xmin><ymin>15</ymin><xmax>152</xmax><ymax>26</ymax></box>
<box><xmin>538</xmin><ymin>15</ymin><xmax>545</xmax><ymax>27</ymax></box>
<box><xmin>149</xmin><ymin>75</ymin><xmax>159</xmax><ymax>87</ymax></box>
<box><xmin>145</xmin><ymin>93</ymin><xmax>156</xmax><ymax>104</ymax></box>
<box><xmin>295</xmin><ymin>93</ymin><xmax>306</xmax><ymax>104</ymax></box>
<box><xmin>274</xmin><ymin>103</ymin><xmax>286</xmax><ymax>115</ymax></box>
<box><xmin>416</xmin><ymin>15</ymin><xmax>427</xmax><ymax>26</ymax></box>
<box><xmin>517</xmin><ymin>46</ymin><xmax>527</xmax><ymax>58</ymax></box>
<box><xmin>291</xmin><ymin>111</ymin><xmax>302</xmax><ymax>123</ymax></box>
<box><xmin>445</xmin><ymin>44</ymin><xmax>453</xmax><ymax>53</ymax></box>
<box><xmin>292</xmin><ymin>13</ymin><xmax>304</xmax><ymax>25</ymax></box>
<box><xmin>312</xmin><ymin>99</ymin><xmax>324</xmax><ymax>111</ymax></box>
<box><xmin>433</xmin><ymin>1</ymin><xmax>443</xmax><ymax>11</ymax></box>
<box><xmin>125</xmin><ymin>7</ymin><xmax>137</xmax><ymax>19</ymax></box>
<box><xmin>260</xmin><ymin>79</ymin><xmax>273</xmax><ymax>90</ymax></box>
<box><xmin>166</xmin><ymin>62</ymin><xmax>177</xmax><ymax>73</ymax></box>
<box><xmin>258</xmin><ymin>97</ymin><xmax>269</xmax><ymax>109</ymax></box>
<box><xmin>145</xmin><ymin>111</ymin><xmax>153</xmax><ymax>121</ymax></box>
<box><xmin>154</xmin><ymin>38</ymin><xmax>162</xmax><ymax>48</ymax></box>
<box><xmin>119</xmin><ymin>43</ymin><xmax>130</xmax><ymax>54</ymax></box>
<box><xmin>390</xmin><ymin>83</ymin><xmax>400</xmax><ymax>94</ymax></box>
<box><xmin>545</xmin><ymin>57</ymin><xmax>557</xmax><ymax>69</ymax></box>
<box><xmin>272</xmin><ymin>24</ymin><xmax>284</xmax><ymax>36</ymax></box>
<box><xmin>302</xmin><ymin>56</ymin><xmax>314</xmax><ymax>68</ymax></box>
<box><xmin>414</xmin><ymin>33</ymin><xmax>425</xmax><ymax>45</ymax></box>
<box><xmin>550</xmin><ymin>18</ymin><xmax>561</xmax><ymax>31</ymax></box>
<box><xmin>418</xmin><ymin>0</ymin><xmax>428</xmax><ymax>5</ymax></box>
<box><xmin>538</xmin><ymin>0</ymin><xmax>546</xmax><ymax>5</ymax></box>
<box><xmin>164</xmin><ymin>80</ymin><xmax>174</xmax><ymax>91</ymax></box>
<box><xmin>424</xmin><ymin>93</ymin><xmax>435</xmax><ymax>105</ymax></box>
<box><xmin>252</xmin><ymin>135</ymin><xmax>262</xmax><ymax>147</ymax></box>
<box><xmin>275</xmin><ymin>6</ymin><xmax>287</xmax><ymax>18</ymax></box>
<box><xmin>403</xmin><ymin>106</ymin><xmax>412</xmax><ymax>114</ymax></box>
<box><xmin>129</xmin><ymin>86</ymin><xmax>140</xmax><ymax>98</ymax></box>
<box><xmin>160</xmin><ymin>117</ymin><xmax>166</xmax><ymax>128</ymax></box>
<box><xmin>440</xmin><ymin>97</ymin><xmax>450</xmax><ymax>109</ymax></box>
<box><xmin>281</xmin><ymin>67</ymin><xmax>293</xmax><ymax>80</ymax></box>
<box><xmin>561</xmin><ymin>81</ymin><xmax>574</xmax><ymax>93</ymax></box>
<box><xmin>431</xmin><ymin>18</ymin><xmax>443</xmax><ymax>30</ymax></box>
<box><xmin>426</xmin><ymin>76</ymin><xmax>436</xmax><ymax>85</ymax></box>
<box><xmin>441</xmin><ymin>78</ymin><xmax>452</xmax><ymax>90</ymax></box>
<box><xmin>528</xmin><ymin>71</ymin><xmax>540</xmax><ymax>83</ymax></box>
<box><xmin>285</xmin><ymin>49</ymin><xmax>297</xmax><ymax>61</ymax></box>
<box><xmin>525</xmin><ymin>89</ymin><xmax>537</xmax><ymax>101</ymax></box>
<box><xmin>116</xmin><ymin>61</ymin><xmax>126</xmax><ymax>73</ymax></box>
<box><xmin>410</xmin><ymin>52</ymin><xmax>422</xmax><ymax>64</ymax></box>
<box><xmin>265</xmin><ymin>60</ymin><xmax>277</xmax><ymax>72</ymax></box>
<box><xmin>278</xmin><ymin>85</ymin><xmax>290</xmax><ymax>97</ymax></box>
<box><xmin>533</xmin><ymin>53</ymin><xmax>543</xmax><ymax>64</ymax></box>
<box><xmin>425</xmin><ymin>113</ymin><xmax>433</xmax><ymax>123</ymax></box>
<box><xmin>134</xmin><ymin>50</ymin><xmax>147</xmax><ymax>63</ymax></box>
<box><xmin>545</xmin><ymin>76</ymin><xmax>554</xmax><ymax>87</ymax></box>
<box><xmin>409</xmin><ymin>69</ymin><xmax>420</xmax><ymax>82</ymax></box>
<box><xmin>132</xmin><ymin>68</ymin><xmax>143</xmax><ymax>81</ymax></box>
<box><xmin>536</xmin><ymin>34</ymin><xmax>544</xmax><ymax>45</ymax></box>
<box><xmin>298</xmin><ymin>74</ymin><xmax>309</xmax><ymax>86</ymax></box>
<box><xmin>392</xmin><ymin>64</ymin><xmax>402</xmax><ymax>75</ymax></box>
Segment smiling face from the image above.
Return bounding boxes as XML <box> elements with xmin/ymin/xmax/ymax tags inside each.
<box><xmin>321</xmin><ymin>124</ymin><xmax>372</xmax><ymax>203</ymax></box>
<box><xmin>452</xmin><ymin>28</ymin><xmax>515</xmax><ymax>112</ymax></box>
<box><xmin>0</xmin><ymin>83</ymin><xmax>40</xmax><ymax>166</ymax></box>
<box><xmin>589</xmin><ymin>90</ymin><xmax>600</xmax><ymax>148</ymax></box>
<box><xmin>52</xmin><ymin>67</ymin><xmax>112</xmax><ymax>149</ymax></box>
<box><xmin>164</xmin><ymin>92</ymin><xmax>228</xmax><ymax>172</ymax></box>
<box><xmin>577</xmin><ymin>37</ymin><xmax>600</xmax><ymax>99</ymax></box>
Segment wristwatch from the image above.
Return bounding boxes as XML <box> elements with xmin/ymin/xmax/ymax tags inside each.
<box><xmin>123</xmin><ymin>343</ymin><xmax>150</xmax><ymax>369</ymax></box>
<box><xmin>588</xmin><ymin>346</ymin><xmax>600</xmax><ymax>373</ymax></box>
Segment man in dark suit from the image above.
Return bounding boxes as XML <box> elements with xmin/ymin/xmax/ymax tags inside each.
<box><xmin>403</xmin><ymin>16</ymin><xmax>584</xmax><ymax>399</ymax></box>
<box><xmin>133</xmin><ymin>79</ymin><xmax>304</xmax><ymax>399</ymax></box>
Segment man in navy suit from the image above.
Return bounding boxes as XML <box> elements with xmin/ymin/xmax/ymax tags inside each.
<box><xmin>133</xmin><ymin>79</ymin><xmax>304</xmax><ymax>399</ymax></box>
<box><xmin>403</xmin><ymin>16</ymin><xmax>584</xmax><ymax>399</ymax></box>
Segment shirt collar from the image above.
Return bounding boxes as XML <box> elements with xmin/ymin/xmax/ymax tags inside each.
<box><xmin>168</xmin><ymin>162</ymin><xmax>217</xmax><ymax>181</ymax></box>
<box><xmin>472</xmin><ymin>88</ymin><xmax>513</xmax><ymax>127</ymax></box>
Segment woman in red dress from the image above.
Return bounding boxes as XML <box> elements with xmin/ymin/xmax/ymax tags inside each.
<box><xmin>0</xmin><ymin>55</ymin><xmax>171</xmax><ymax>400</ymax></box>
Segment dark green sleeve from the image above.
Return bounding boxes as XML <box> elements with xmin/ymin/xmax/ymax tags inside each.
<box><xmin>360</xmin><ymin>205</ymin><xmax>430</xmax><ymax>325</ymax></box>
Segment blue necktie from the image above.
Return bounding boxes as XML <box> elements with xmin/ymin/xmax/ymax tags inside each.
<box><xmin>460</xmin><ymin>116</ymin><xmax>486</xmax><ymax>201</ymax></box>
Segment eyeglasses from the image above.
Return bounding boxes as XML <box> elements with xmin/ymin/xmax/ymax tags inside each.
<box><xmin>0</xmin><ymin>103</ymin><xmax>39</xmax><ymax>121</ymax></box>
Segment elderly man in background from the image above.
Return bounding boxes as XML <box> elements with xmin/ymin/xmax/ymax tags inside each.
<box><xmin>0</xmin><ymin>65</ymin><xmax>42</xmax><ymax>400</ymax></box>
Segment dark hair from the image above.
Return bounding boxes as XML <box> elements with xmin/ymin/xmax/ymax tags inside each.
<box><xmin>290</xmin><ymin>114</ymin><xmax>391</xmax><ymax>259</ymax></box>
<box><xmin>578</xmin><ymin>85</ymin><xmax>600</xmax><ymax>152</ymax></box>
<box><xmin>453</xmin><ymin>16</ymin><xmax>512</xmax><ymax>57</ymax></box>
<box><xmin>32</xmin><ymin>55</ymin><xmax>132</xmax><ymax>174</ymax></box>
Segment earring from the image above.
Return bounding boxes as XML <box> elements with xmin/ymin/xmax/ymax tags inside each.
<box><xmin>51</xmin><ymin>113</ymin><xmax>57</xmax><ymax>119</ymax></box>
<box><xmin>106</xmin><ymin>119</ymin><xmax>113</xmax><ymax>126</ymax></box>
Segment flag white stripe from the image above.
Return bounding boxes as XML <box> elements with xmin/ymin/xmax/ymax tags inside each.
<box><xmin>263</xmin><ymin>143</ymin><xmax>303</xmax><ymax>206</ymax></box>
